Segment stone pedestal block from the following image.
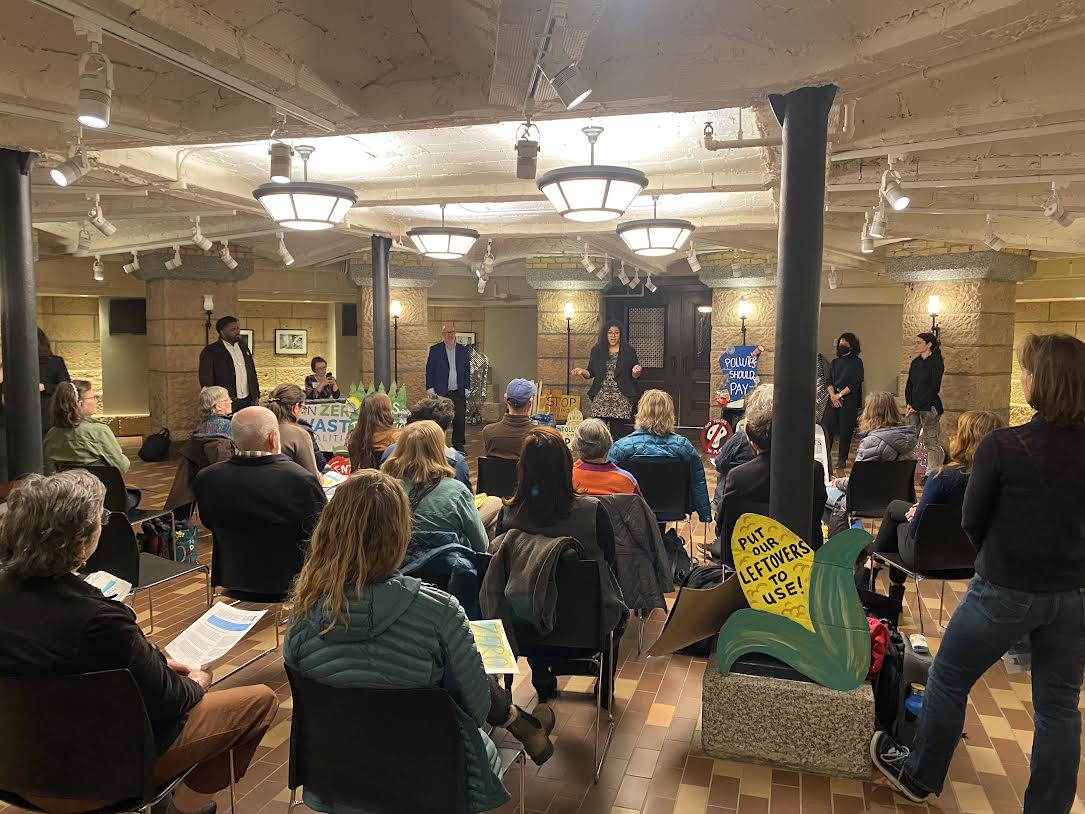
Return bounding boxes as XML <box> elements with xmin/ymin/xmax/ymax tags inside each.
<box><xmin>702</xmin><ymin>660</ymin><xmax>873</xmax><ymax>779</ymax></box>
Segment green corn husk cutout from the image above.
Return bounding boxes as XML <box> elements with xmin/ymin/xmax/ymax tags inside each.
<box><xmin>717</xmin><ymin>527</ymin><xmax>873</xmax><ymax>691</ymax></box>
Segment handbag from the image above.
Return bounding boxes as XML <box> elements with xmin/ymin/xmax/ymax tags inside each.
<box><xmin>138</xmin><ymin>428</ymin><xmax>171</xmax><ymax>462</ymax></box>
<box><xmin>174</xmin><ymin>525</ymin><xmax>199</xmax><ymax>564</ymax></box>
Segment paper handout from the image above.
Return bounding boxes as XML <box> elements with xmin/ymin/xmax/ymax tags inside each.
<box><xmin>84</xmin><ymin>571</ymin><xmax>132</xmax><ymax>603</ymax></box>
<box><xmin>469</xmin><ymin>619</ymin><xmax>519</xmax><ymax>674</ymax></box>
<box><xmin>320</xmin><ymin>469</ymin><xmax>348</xmax><ymax>498</ymax></box>
<box><xmin>165</xmin><ymin>604</ymin><xmax>267</xmax><ymax>670</ymax></box>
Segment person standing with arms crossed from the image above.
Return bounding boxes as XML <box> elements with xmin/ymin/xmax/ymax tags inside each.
<box><xmin>198</xmin><ymin>316</ymin><xmax>259</xmax><ymax>414</ymax></box>
<box><xmin>425</xmin><ymin>324</ymin><xmax>470</xmax><ymax>453</ymax></box>
<box><xmin>905</xmin><ymin>331</ymin><xmax>945</xmax><ymax>480</ymax></box>
<box><xmin>822</xmin><ymin>332</ymin><xmax>864</xmax><ymax>469</ymax></box>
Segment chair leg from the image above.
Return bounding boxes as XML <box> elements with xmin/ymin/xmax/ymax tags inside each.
<box><xmin>913</xmin><ymin>573</ymin><xmax>925</xmax><ymax>635</ymax></box>
<box><xmin>228</xmin><ymin>749</ymin><xmax>236</xmax><ymax>814</ymax></box>
<box><xmin>938</xmin><ymin>581</ymin><xmax>947</xmax><ymax>629</ymax></box>
<box><xmin>204</xmin><ymin>571</ymin><xmax>212</xmax><ymax>609</ymax></box>
<box><xmin>593</xmin><ymin>631</ymin><xmax>616</xmax><ymax>783</ymax></box>
<box><xmin>287</xmin><ymin>788</ymin><xmax>298</xmax><ymax>814</ymax></box>
<box><xmin>518</xmin><ymin>750</ymin><xmax>526</xmax><ymax>813</ymax></box>
<box><xmin>147</xmin><ymin>588</ymin><xmax>155</xmax><ymax>634</ymax></box>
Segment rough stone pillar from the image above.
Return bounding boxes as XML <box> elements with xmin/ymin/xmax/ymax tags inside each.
<box><xmin>700</xmin><ymin>253</ymin><xmax>778</xmax><ymax>407</ymax></box>
<box><xmin>349</xmin><ymin>255</ymin><xmax>438</xmax><ymax>405</ymax></box>
<box><xmin>886</xmin><ymin>242</ymin><xmax>1034</xmax><ymax>433</ymax></box>
<box><xmin>527</xmin><ymin>260</ymin><xmax>605</xmax><ymax>407</ymax></box>
<box><xmin>138</xmin><ymin>248</ymin><xmax>253</xmax><ymax>440</ymax></box>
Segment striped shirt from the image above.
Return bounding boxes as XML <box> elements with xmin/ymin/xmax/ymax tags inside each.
<box><xmin>572</xmin><ymin>460</ymin><xmax>642</xmax><ymax>497</ymax></box>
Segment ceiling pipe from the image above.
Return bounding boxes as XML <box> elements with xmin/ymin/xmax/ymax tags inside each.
<box><xmin>827</xmin><ymin>204</ymin><xmax>1080</xmax><ymax>219</ymax></box>
<box><xmin>32</xmin><ymin>185</ymin><xmax>148</xmax><ymax>196</ymax></box>
<box><xmin>828</xmin><ymin>172</ymin><xmax>1085</xmax><ymax>193</ymax></box>
<box><xmin>34</xmin><ymin>208</ymin><xmax>237</xmax><ymax>223</ymax></box>
<box><xmin>831</xmin><ymin>120</ymin><xmax>1085</xmax><ymax>162</ymax></box>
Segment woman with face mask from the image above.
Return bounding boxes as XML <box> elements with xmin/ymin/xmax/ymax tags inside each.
<box><xmin>821</xmin><ymin>332</ymin><xmax>864</xmax><ymax>469</ymax></box>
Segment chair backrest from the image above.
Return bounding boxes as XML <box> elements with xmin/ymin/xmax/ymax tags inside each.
<box><xmin>910</xmin><ymin>503</ymin><xmax>977</xmax><ymax>575</ymax></box>
<box><xmin>477</xmin><ymin>456</ymin><xmax>518</xmax><ymax>498</ymax></box>
<box><xmin>621</xmin><ymin>459</ymin><xmax>691</xmax><ymax>518</ymax></box>
<box><xmin>510</xmin><ymin>556</ymin><xmax>605</xmax><ymax>651</ymax></box>
<box><xmin>51</xmin><ymin>462</ymin><xmax>129</xmax><ymax>512</ymax></box>
<box><xmin>845</xmin><ymin>460</ymin><xmax>917</xmax><ymax>518</ymax></box>
<box><xmin>209</xmin><ymin>521</ymin><xmax>307</xmax><ymax>601</ymax></box>
<box><xmin>0</xmin><ymin>670</ymin><xmax>156</xmax><ymax>805</ymax></box>
<box><xmin>285</xmin><ymin>667</ymin><xmax>468</xmax><ymax>814</ymax></box>
<box><xmin>83</xmin><ymin>512</ymin><xmax>140</xmax><ymax>585</ymax></box>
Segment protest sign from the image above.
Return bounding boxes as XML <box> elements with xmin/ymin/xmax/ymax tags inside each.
<box><xmin>718</xmin><ymin>345</ymin><xmax>763</xmax><ymax>405</ymax></box>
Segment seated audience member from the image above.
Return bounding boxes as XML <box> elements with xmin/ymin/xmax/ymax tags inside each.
<box><xmin>571</xmin><ymin>418</ymin><xmax>642</xmax><ymax>497</ymax></box>
<box><xmin>482</xmin><ymin>378</ymin><xmax>536</xmax><ymax>459</ymax></box>
<box><xmin>303</xmin><ymin>356</ymin><xmax>340</xmax><ymax>401</ymax></box>
<box><xmin>493</xmin><ymin>427</ymin><xmax>627</xmax><ymax>707</ymax></box>
<box><xmin>381</xmin><ymin>395</ymin><xmax>471</xmax><ymax>489</ymax></box>
<box><xmin>284</xmin><ymin>471</ymin><xmax>555</xmax><ymax>814</ymax></box>
<box><xmin>195</xmin><ymin>407</ymin><xmax>326</xmax><ymax>549</ymax></box>
<box><xmin>346</xmin><ymin>391</ymin><xmax>400</xmax><ymax>472</ymax></box>
<box><xmin>382</xmin><ymin>421</ymin><xmax>488</xmax><ymax>553</ymax></box>
<box><xmin>857</xmin><ymin>410</ymin><xmax>1003</xmax><ymax>597</ymax></box>
<box><xmin>164</xmin><ymin>386</ymin><xmax>234</xmax><ymax>520</ymax></box>
<box><xmin>711</xmin><ymin>426</ymin><xmax>756</xmax><ymax>515</ymax></box>
<box><xmin>265</xmin><ymin>384</ymin><xmax>320</xmax><ymax>476</ymax></box>
<box><xmin>717</xmin><ymin>384</ymin><xmax>827</xmax><ymax>554</ymax></box>
<box><xmin>43</xmin><ymin>379</ymin><xmax>141</xmax><ymax>510</ymax></box>
<box><xmin>192</xmin><ymin>386</ymin><xmax>233</xmax><ymax>438</ymax></box>
<box><xmin>608</xmin><ymin>389</ymin><xmax>712</xmax><ymax>524</ymax></box>
<box><xmin>0</xmin><ymin>470</ymin><xmax>279</xmax><ymax>814</ymax></box>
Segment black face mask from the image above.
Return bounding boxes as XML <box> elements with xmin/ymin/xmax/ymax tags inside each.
<box><xmin>837</xmin><ymin>345</ymin><xmax>851</xmax><ymax>357</ymax></box>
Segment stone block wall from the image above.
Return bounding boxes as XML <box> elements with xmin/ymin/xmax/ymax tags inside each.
<box><xmin>359</xmin><ymin>287</ymin><xmax>430</xmax><ymax>405</ymax></box>
<box><xmin>710</xmin><ymin>286</ymin><xmax>777</xmax><ymax>407</ymax></box>
<box><xmin>536</xmin><ymin>289</ymin><xmax>601</xmax><ymax>404</ymax></box>
<box><xmin>237</xmin><ymin>301</ymin><xmax>330</xmax><ymax>395</ymax></box>
<box><xmin>1010</xmin><ymin>300</ymin><xmax>1085</xmax><ymax>425</ymax></box>
<box><xmin>36</xmin><ymin>295</ymin><xmax>102</xmax><ymax>396</ymax></box>
<box><xmin>427</xmin><ymin>305</ymin><xmax>486</xmax><ymax>352</ymax></box>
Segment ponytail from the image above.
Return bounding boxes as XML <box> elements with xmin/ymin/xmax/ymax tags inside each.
<box><xmin>916</xmin><ymin>332</ymin><xmax>940</xmax><ymax>355</ymax></box>
<box><xmin>51</xmin><ymin>379</ymin><xmax>90</xmax><ymax>429</ymax></box>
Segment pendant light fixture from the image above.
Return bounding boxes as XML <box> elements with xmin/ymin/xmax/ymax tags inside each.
<box><xmin>407</xmin><ymin>204</ymin><xmax>480</xmax><ymax>260</ymax></box>
<box><xmin>252</xmin><ymin>144</ymin><xmax>356</xmax><ymax>231</ymax></box>
<box><xmin>537</xmin><ymin>126</ymin><xmax>648</xmax><ymax>222</ymax></box>
<box><xmin>616</xmin><ymin>195</ymin><xmax>695</xmax><ymax>256</ymax></box>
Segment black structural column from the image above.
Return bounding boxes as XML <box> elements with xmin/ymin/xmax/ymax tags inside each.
<box><xmin>371</xmin><ymin>234</ymin><xmax>392</xmax><ymax>389</ymax></box>
<box><xmin>0</xmin><ymin>148</ymin><xmax>43</xmax><ymax>478</ymax></box>
<box><xmin>768</xmin><ymin>85</ymin><xmax>837</xmax><ymax>539</ymax></box>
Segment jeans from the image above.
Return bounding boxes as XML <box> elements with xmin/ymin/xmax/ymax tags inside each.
<box><xmin>904</xmin><ymin>575</ymin><xmax>1085</xmax><ymax>813</ymax></box>
<box><xmin>909</xmin><ymin>408</ymin><xmax>942</xmax><ymax>477</ymax></box>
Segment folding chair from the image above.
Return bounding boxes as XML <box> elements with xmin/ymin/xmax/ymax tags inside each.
<box><xmin>55</xmin><ymin>463</ymin><xmax>176</xmax><ymax>544</ymax></box>
<box><xmin>846</xmin><ymin>459</ymin><xmax>917</xmax><ymax>533</ymax></box>
<box><xmin>621</xmin><ymin>458</ymin><xmax>707</xmax><ymax>555</ymax></box>
<box><xmin>477</xmin><ymin>456</ymin><xmax>519</xmax><ymax>498</ymax></box>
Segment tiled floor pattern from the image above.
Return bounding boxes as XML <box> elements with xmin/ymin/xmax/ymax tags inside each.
<box><xmin>5</xmin><ymin>430</ymin><xmax>1083</xmax><ymax>814</ymax></box>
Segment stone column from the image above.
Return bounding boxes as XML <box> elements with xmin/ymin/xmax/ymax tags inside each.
<box><xmin>138</xmin><ymin>248</ymin><xmax>253</xmax><ymax>440</ymax></box>
<box><xmin>886</xmin><ymin>242</ymin><xmax>1034</xmax><ymax>433</ymax></box>
<box><xmin>349</xmin><ymin>255</ymin><xmax>438</xmax><ymax>405</ymax></box>
<box><xmin>700</xmin><ymin>252</ymin><xmax>778</xmax><ymax>407</ymax></box>
<box><xmin>527</xmin><ymin>261</ymin><xmax>605</xmax><ymax>408</ymax></box>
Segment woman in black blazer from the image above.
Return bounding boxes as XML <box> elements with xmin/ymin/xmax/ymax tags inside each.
<box><xmin>572</xmin><ymin>320</ymin><xmax>643</xmax><ymax>437</ymax></box>
<box><xmin>38</xmin><ymin>328</ymin><xmax>71</xmax><ymax>435</ymax></box>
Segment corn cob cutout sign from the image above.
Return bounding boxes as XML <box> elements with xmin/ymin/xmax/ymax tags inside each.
<box><xmin>717</xmin><ymin>514</ymin><xmax>873</xmax><ymax>691</ymax></box>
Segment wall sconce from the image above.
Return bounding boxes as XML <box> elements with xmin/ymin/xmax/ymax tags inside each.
<box><xmin>927</xmin><ymin>294</ymin><xmax>941</xmax><ymax>337</ymax></box>
<box><xmin>564</xmin><ymin>302</ymin><xmax>575</xmax><ymax>393</ymax></box>
<box><xmin>390</xmin><ymin>300</ymin><xmax>402</xmax><ymax>383</ymax></box>
<box><xmin>202</xmin><ymin>294</ymin><xmax>214</xmax><ymax>344</ymax></box>
<box><xmin>737</xmin><ymin>298</ymin><xmax>753</xmax><ymax>345</ymax></box>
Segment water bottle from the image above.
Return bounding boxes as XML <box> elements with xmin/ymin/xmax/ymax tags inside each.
<box><xmin>904</xmin><ymin>683</ymin><xmax>925</xmax><ymax>723</ymax></box>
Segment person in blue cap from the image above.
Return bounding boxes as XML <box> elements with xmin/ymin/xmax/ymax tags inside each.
<box><xmin>482</xmin><ymin>378</ymin><xmax>537</xmax><ymax>459</ymax></box>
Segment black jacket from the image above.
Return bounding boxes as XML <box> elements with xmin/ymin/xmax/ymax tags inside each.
<box><xmin>39</xmin><ymin>355</ymin><xmax>71</xmax><ymax>430</ymax></box>
<box><xmin>827</xmin><ymin>354</ymin><xmax>864</xmax><ymax>402</ymax></box>
<box><xmin>0</xmin><ymin>572</ymin><xmax>203</xmax><ymax>753</ymax></box>
<box><xmin>198</xmin><ymin>340</ymin><xmax>259</xmax><ymax>401</ymax></box>
<box><xmin>964</xmin><ymin>415</ymin><xmax>1085</xmax><ymax>592</ymax></box>
<box><xmin>586</xmin><ymin>343</ymin><xmax>640</xmax><ymax>402</ymax></box>
<box><xmin>905</xmin><ymin>353</ymin><xmax>944</xmax><ymax>414</ymax></box>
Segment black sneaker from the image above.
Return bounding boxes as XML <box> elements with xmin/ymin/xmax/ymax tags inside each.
<box><xmin>870</xmin><ymin>731</ymin><xmax>927</xmax><ymax>803</ymax></box>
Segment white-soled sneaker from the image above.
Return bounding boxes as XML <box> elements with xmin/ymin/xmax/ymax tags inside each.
<box><xmin>870</xmin><ymin>731</ymin><xmax>928</xmax><ymax>804</ymax></box>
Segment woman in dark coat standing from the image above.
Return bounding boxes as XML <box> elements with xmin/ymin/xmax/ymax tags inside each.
<box><xmin>37</xmin><ymin>328</ymin><xmax>71</xmax><ymax>435</ymax></box>
<box><xmin>905</xmin><ymin>331</ymin><xmax>945</xmax><ymax>479</ymax></box>
<box><xmin>572</xmin><ymin>320</ymin><xmax>643</xmax><ymax>438</ymax></box>
<box><xmin>822</xmin><ymin>332</ymin><xmax>864</xmax><ymax>468</ymax></box>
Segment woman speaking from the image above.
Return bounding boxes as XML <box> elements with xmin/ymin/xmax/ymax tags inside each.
<box><xmin>572</xmin><ymin>320</ymin><xmax>642</xmax><ymax>436</ymax></box>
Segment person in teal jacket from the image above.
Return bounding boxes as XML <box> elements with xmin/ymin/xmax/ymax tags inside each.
<box><xmin>284</xmin><ymin>470</ymin><xmax>555</xmax><ymax>814</ymax></box>
<box><xmin>608</xmin><ymin>389</ymin><xmax>712</xmax><ymax>523</ymax></box>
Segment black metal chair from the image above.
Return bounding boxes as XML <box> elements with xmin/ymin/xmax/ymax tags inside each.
<box><xmin>0</xmin><ymin>669</ymin><xmax>234</xmax><ymax>814</ymax></box>
<box><xmin>55</xmin><ymin>462</ymin><xmax>176</xmax><ymax>537</ymax></box>
<box><xmin>285</xmin><ymin>667</ymin><xmax>524</xmax><ymax>814</ymax></box>
<box><xmin>83</xmin><ymin>513</ymin><xmax>209</xmax><ymax>633</ymax></box>
<box><xmin>869</xmin><ymin>504</ymin><xmax>976</xmax><ymax>634</ymax></box>
<box><xmin>846</xmin><ymin>459</ymin><xmax>918</xmax><ymax>530</ymax></box>
<box><xmin>621</xmin><ymin>458</ymin><xmax>705</xmax><ymax>554</ymax></box>
<box><xmin>476</xmin><ymin>456</ymin><xmax>519</xmax><ymax>498</ymax></box>
<box><xmin>509</xmin><ymin>557</ymin><xmax>615</xmax><ymax>782</ymax></box>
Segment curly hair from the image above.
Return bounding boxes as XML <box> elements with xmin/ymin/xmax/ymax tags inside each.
<box><xmin>0</xmin><ymin>471</ymin><xmax>105</xmax><ymax>578</ymax></box>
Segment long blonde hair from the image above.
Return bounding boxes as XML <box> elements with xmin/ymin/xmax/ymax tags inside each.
<box><xmin>859</xmin><ymin>391</ymin><xmax>903</xmax><ymax>434</ymax></box>
<box><xmin>635</xmin><ymin>389</ymin><xmax>676</xmax><ymax>436</ymax></box>
<box><xmin>381</xmin><ymin>420</ymin><xmax>454</xmax><ymax>508</ymax></box>
<box><xmin>347</xmin><ymin>392</ymin><xmax>395</xmax><ymax>471</ymax></box>
<box><xmin>288</xmin><ymin>471</ymin><xmax>411</xmax><ymax>635</ymax></box>
<box><xmin>943</xmin><ymin>410</ymin><xmax>1004</xmax><ymax>474</ymax></box>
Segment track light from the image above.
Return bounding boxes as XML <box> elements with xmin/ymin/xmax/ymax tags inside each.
<box><xmin>191</xmin><ymin>217</ymin><xmax>213</xmax><ymax>250</ymax></box>
<box><xmin>483</xmin><ymin>239</ymin><xmax>495</xmax><ymax>276</ymax></box>
<box><xmin>75</xmin><ymin>25</ymin><xmax>113</xmax><ymax>129</ymax></box>
<box><xmin>164</xmin><ymin>245</ymin><xmax>183</xmax><ymax>271</ymax></box>
<box><xmin>860</xmin><ymin>213</ymin><xmax>874</xmax><ymax>254</ymax></box>
<box><xmin>581</xmin><ymin>246</ymin><xmax>596</xmax><ymax>274</ymax></box>
<box><xmin>617</xmin><ymin>261</ymin><xmax>631</xmax><ymax>286</ymax></box>
<box><xmin>122</xmin><ymin>251</ymin><xmax>139</xmax><ymax>274</ymax></box>
<box><xmin>827</xmin><ymin>265</ymin><xmax>839</xmax><ymax>290</ymax></box>
<box><xmin>51</xmin><ymin>148</ymin><xmax>90</xmax><ymax>187</ymax></box>
<box><xmin>88</xmin><ymin>195</ymin><xmax>115</xmax><ymax>236</ymax></box>
<box><xmin>1043</xmin><ymin>183</ymin><xmax>1075</xmax><ymax>227</ymax></box>
<box><xmin>538</xmin><ymin>39</ymin><xmax>592</xmax><ymax>110</ymax></box>
<box><xmin>880</xmin><ymin>168</ymin><xmax>910</xmax><ymax>211</ymax></box>
<box><xmin>219</xmin><ymin>240</ymin><xmax>239</xmax><ymax>270</ymax></box>
<box><xmin>645</xmin><ymin>273</ymin><xmax>657</xmax><ymax>293</ymax></box>
<box><xmin>730</xmin><ymin>261</ymin><xmax>741</xmax><ymax>277</ymax></box>
<box><xmin>477</xmin><ymin>275</ymin><xmax>488</xmax><ymax>295</ymax></box>
<box><xmin>628</xmin><ymin>269</ymin><xmax>640</xmax><ymax>290</ymax></box>
<box><xmin>92</xmin><ymin>255</ymin><xmax>104</xmax><ymax>281</ymax></box>
<box><xmin>868</xmin><ymin>202</ymin><xmax>888</xmax><ymax>239</ymax></box>
<box><xmin>269</xmin><ymin>141</ymin><xmax>293</xmax><ymax>183</ymax></box>
<box><xmin>595</xmin><ymin>255</ymin><xmax>610</xmax><ymax>281</ymax></box>
<box><xmin>984</xmin><ymin>214</ymin><xmax>1007</xmax><ymax>251</ymax></box>
<box><xmin>277</xmin><ymin>233</ymin><xmax>295</xmax><ymax>266</ymax></box>
<box><xmin>514</xmin><ymin>121</ymin><xmax>541</xmax><ymax>180</ymax></box>
<box><xmin>76</xmin><ymin>223</ymin><xmax>92</xmax><ymax>254</ymax></box>
<box><xmin>686</xmin><ymin>241</ymin><xmax>701</xmax><ymax>273</ymax></box>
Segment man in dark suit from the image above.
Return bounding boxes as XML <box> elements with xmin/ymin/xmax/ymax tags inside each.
<box><xmin>425</xmin><ymin>323</ymin><xmax>471</xmax><ymax>452</ymax></box>
<box><xmin>198</xmin><ymin>316</ymin><xmax>259</xmax><ymax>414</ymax></box>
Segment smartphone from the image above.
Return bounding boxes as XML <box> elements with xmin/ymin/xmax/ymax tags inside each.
<box><xmin>326</xmin><ymin>371</ymin><xmax>333</xmax><ymax>378</ymax></box>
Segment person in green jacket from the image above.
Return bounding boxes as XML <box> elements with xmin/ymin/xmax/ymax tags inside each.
<box><xmin>284</xmin><ymin>471</ymin><xmax>555</xmax><ymax>814</ymax></box>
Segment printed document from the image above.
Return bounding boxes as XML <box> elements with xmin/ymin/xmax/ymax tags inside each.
<box><xmin>469</xmin><ymin>619</ymin><xmax>519</xmax><ymax>674</ymax></box>
<box><xmin>84</xmin><ymin>571</ymin><xmax>132</xmax><ymax>603</ymax></box>
<box><xmin>165</xmin><ymin>604</ymin><xmax>267</xmax><ymax>670</ymax></box>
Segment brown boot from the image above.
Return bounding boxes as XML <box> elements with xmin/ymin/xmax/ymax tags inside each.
<box><xmin>506</xmin><ymin>705</ymin><xmax>555</xmax><ymax>765</ymax></box>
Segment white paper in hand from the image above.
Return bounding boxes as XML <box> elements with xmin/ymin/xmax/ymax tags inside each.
<box><xmin>84</xmin><ymin>571</ymin><xmax>132</xmax><ymax>603</ymax></box>
<box><xmin>469</xmin><ymin>619</ymin><xmax>519</xmax><ymax>674</ymax></box>
<box><xmin>165</xmin><ymin>604</ymin><xmax>267</xmax><ymax>671</ymax></box>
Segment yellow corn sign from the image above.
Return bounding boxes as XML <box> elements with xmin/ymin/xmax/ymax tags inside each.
<box><xmin>731</xmin><ymin>514</ymin><xmax>815</xmax><ymax>632</ymax></box>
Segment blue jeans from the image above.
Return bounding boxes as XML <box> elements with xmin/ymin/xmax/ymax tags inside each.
<box><xmin>904</xmin><ymin>575</ymin><xmax>1085</xmax><ymax>813</ymax></box>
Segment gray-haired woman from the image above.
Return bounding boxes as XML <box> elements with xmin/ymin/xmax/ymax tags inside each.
<box><xmin>571</xmin><ymin>418</ymin><xmax>643</xmax><ymax>497</ymax></box>
<box><xmin>192</xmin><ymin>386</ymin><xmax>232</xmax><ymax>439</ymax></box>
<box><xmin>0</xmin><ymin>470</ymin><xmax>279</xmax><ymax>814</ymax></box>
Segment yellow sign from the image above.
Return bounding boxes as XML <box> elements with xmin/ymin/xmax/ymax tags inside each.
<box><xmin>540</xmin><ymin>390</ymin><xmax>581</xmax><ymax>421</ymax></box>
<box><xmin>731</xmin><ymin>514</ymin><xmax>815</xmax><ymax>632</ymax></box>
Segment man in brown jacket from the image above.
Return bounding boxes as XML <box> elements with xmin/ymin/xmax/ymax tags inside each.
<box><xmin>482</xmin><ymin>378</ymin><xmax>536</xmax><ymax>459</ymax></box>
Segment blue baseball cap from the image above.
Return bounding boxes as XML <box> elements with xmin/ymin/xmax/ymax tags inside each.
<box><xmin>505</xmin><ymin>378</ymin><xmax>537</xmax><ymax>406</ymax></box>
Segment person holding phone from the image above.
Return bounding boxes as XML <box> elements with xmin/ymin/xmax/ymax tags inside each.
<box><xmin>304</xmin><ymin>356</ymin><xmax>340</xmax><ymax>400</ymax></box>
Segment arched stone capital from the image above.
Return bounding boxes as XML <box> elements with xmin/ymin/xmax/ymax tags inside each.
<box><xmin>133</xmin><ymin>250</ymin><xmax>254</xmax><ymax>282</ymax></box>
<box><xmin>886</xmin><ymin>248</ymin><xmax>1035</xmax><ymax>284</ymax></box>
<box><xmin>527</xmin><ymin>268</ymin><xmax>608</xmax><ymax>291</ymax></box>
<box><xmin>347</xmin><ymin>258</ymin><xmax>440</xmax><ymax>289</ymax></box>
<box><xmin>699</xmin><ymin>269</ymin><xmax>777</xmax><ymax>289</ymax></box>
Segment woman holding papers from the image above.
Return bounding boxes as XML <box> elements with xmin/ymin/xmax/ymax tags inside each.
<box><xmin>0</xmin><ymin>470</ymin><xmax>278</xmax><ymax>814</ymax></box>
<box><xmin>285</xmin><ymin>471</ymin><xmax>556</xmax><ymax>814</ymax></box>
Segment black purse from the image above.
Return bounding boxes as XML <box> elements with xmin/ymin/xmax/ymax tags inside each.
<box><xmin>138</xmin><ymin>428</ymin><xmax>171</xmax><ymax>462</ymax></box>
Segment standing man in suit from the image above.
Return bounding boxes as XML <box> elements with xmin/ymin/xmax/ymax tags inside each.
<box><xmin>425</xmin><ymin>323</ymin><xmax>471</xmax><ymax>453</ymax></box>
<box><xmin>198</xmin><ymin>315</ymin><xmax>259</xmax><ymax>414</ymax></box>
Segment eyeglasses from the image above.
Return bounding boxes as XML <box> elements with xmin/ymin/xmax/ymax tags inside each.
<box><xmin>100</xmin><ymin>509</ymin><xmax>116</xmax><ymax>526</ymax></box>
<box><xmin>82</xmin><ymin>394</ymin><xmax>102</xmax><ymax>403</ymax></box>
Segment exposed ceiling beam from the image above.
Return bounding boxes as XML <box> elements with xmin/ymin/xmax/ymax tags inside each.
<box><xmin>0</xmin><ymin>100</ymin><xmax>173</xmax><ymax>142</ymax></box>
<box><xmin>33</xmin><ymin>208</ymin><xmax>237</xmax><ymax>224</ymax></box>
<box><xmin>827</xmin><ymin>173</ymin><xmax>1085</xmax><ymax>193</ymax></box>
<box><xmin>831</xmin><ymin>120</ymin><xmax>1085</xmax><ymax>162</ymax></box>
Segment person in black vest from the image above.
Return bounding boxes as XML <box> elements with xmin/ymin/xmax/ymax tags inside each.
<box><xmin>905</xmin><ymin>331</ymin><xmax>945</xmax><ymax>479</ymax></box>
<box><xmin>198</xmin><ymin>316</ymin><xmax>259</xmax><ymax>414</ymax></box>
<box><xmin>38</xmin><ymin>327</ymin><xmax>71</xmax><ymax>435</ymax></box>
<box><xmin>821</xmin><ymin>332</ymin><xmax>864</xmax><ymax>468</ymax></box>
<box><xmin>572</xmin><ymin>320</ymin><xmax>643</xmax><ymax>439</ymax></box>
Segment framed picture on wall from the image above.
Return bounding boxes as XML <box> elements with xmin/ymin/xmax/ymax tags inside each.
<box><xmin>239</xmin><ymin>329</ymin><xmax>255</xmax><ymax>352</ymax></box>
<box><xmin>456</xmin><ymin>331</ymin><xmax>476</xmax><ymax>346</ymax></box>
<box><xmin>274</xmin><ymin>328</ymin><xmax>308</xmax><ymax>355</ymax></box>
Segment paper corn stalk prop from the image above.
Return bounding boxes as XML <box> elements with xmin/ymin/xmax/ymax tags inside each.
<box><xmin>716</xmin><ymin>514</ymin><xmax>872</xmax><ymax>691</ymax></box>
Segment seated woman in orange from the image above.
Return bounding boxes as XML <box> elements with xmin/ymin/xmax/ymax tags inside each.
<box><xmin>571</xmin><ymin>418</ymin><xmax>642</xmax><ymax>497</ymax></box>
<box><xmin>346</xmin><ymin>391</ymin><xmax>400</xmax><ymax>472</ymax></box>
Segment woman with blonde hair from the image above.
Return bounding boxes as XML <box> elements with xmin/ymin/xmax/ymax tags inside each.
<box><xmin>264</xmin><ymin>383</ymin><xmax>319</xmax><ymax>476</ymax></box>
<box><xmin>382</xmin><ymin>420</ymin><xmax>487</xmax><ymax>553</ymax></box>
<box><xmin>608</xmin><ymin>389</ymin><xmax>711</xmax><ymax>523</ymax></box>
<box><xmin>284</xmin><ymin>471</ymin><xmax>555</xmax><ymax>814</ymax></box>
<box><xmin>346</xmin><ymin>391</ymin><xmax>399</xmax><ymax>471</ymax></box>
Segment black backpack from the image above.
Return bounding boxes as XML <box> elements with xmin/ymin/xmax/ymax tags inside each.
<box><xmin>138</xmin><ymin>428</ymin><xmax>171</xmax><ymax>462</ymax></box>
<box><xmin>662</xmin><ymin>528</ymin><xmax>694</xmax><ymax>584</ymax></box>
<box><xmin>674</xmin><ymin>564</ymin><xmax>725</xmax><ymax>656</ymax></box>
<box><xmin>872</xmin><ymin>621</ymin><xmax>906</xmax><ymax>737</ymax></box>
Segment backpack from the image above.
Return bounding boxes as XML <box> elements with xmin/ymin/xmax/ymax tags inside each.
<box><xmin>674</xmin><ymin>564</ymin><xmax>725</xmax><ymax>656</ymax></box>
<box><xmin>871</xmin><ymin>618</ymin><xmax>906</xmax><ymax>737</ymax></box>
<box><xmin>662</xmin><ymin>528</ymin><xmax>694</xmax><ymax>584</ymax></box>
<box><xmin>138</xmin><ymin>428</ymin><xmax>171</xmax><ymax>462</ymax></box>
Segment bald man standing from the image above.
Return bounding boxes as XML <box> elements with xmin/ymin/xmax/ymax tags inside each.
<box><xmin>425</xmin><ymin>324</ymin><xmax>471</xmax><ymax>452</ymax></box>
